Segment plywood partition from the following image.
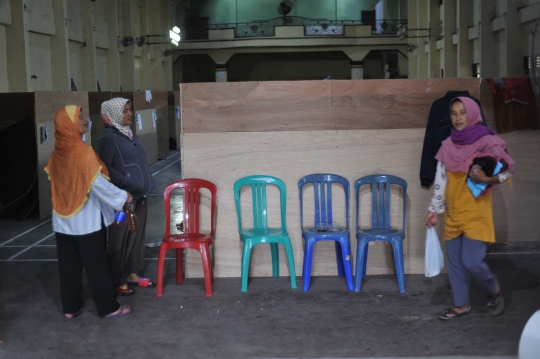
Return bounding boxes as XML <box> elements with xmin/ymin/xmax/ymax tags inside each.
<box><xmin>167</xmin><ymin>91</ymin><xmax>181</xmax><ymax>150</ymax></box>
<box><xmin>180</xmin><ymin>78</ymin><xmax>537</xmax><ymax>280</ymax></box>
<box><xmin>34</xmin><ymin>91</ymin><xmax>90</xmax><ymax>219</ymax></box>
<box><xmin>131</xmin><ymin>91</ymin><xmax>158</xmax><ymax>165</ymax></box>
<box><xmin>154</xmin><ymin>91</ymin><xmax>170</xmax><ymax>159</ymax></box>
<box><xmin>88</xmin><ymin>92</ymin><xmax>112</xmax><ymax>151</ymax></box>
<box><xmin>181</xmin><ymin>78</ymin><xmax>480</xmax><ymax>134</ymax></box>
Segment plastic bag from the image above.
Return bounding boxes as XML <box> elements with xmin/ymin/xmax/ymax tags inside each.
<box><xmin>425</xmin><ymin>227</ymin><xmax>444</xmax><ymax>277</ymax></box>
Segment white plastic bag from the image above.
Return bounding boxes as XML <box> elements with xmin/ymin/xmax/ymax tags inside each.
<box><xmin>425</xmin><ymin>227</ymin><xmax>444</xmax><ymax>277</ymax></box>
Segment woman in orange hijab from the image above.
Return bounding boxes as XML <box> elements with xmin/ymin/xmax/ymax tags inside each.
<box><xmin>45</xmin><ymin>105</ymin><xmax>133</xmax><ymax>319</ymax></box>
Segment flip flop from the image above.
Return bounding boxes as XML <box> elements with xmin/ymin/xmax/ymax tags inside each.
<box><xmin>487</xmin><ymin>292</ymin><xmax>505</xmax><ymax>316</ymax></box>
<box><xmin>103</xmin><ymin>305</ymin><xmax>133</xmax><ymax>319</ymax></box>
<box><xmin>116</xmin><ymin>284</ymin><xmax>135</xmax><ymax>296</ymax></box>
<box><xmin>438</xmin><ymin>307</ymin><xmax>471</xmax><ymax>320</ymax></box>
<box><xmin>127</xmin><ymin>277</ymin><xmax>156</xmax><ymax>288</ymax></box>
<box><xmin>63</xmin><ymin>307</ymin><xmax>83</xmax><ymax>320</ymax></box>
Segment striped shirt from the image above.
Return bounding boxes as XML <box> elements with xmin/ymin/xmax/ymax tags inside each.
<box><xmin>52</xmin><ymin>174</ymin><xmax>128</xmax><ymax>235</ymax></box>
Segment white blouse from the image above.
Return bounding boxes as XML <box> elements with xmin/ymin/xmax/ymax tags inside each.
<box><xmin>52</xmin><ymin>174</ymin><xmax>127</xmax><ymax>235</ymax></box>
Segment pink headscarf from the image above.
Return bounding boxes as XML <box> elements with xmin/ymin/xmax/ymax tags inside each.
<box><xmin>435</xmin><ymin>97</ymin><xmax>515</xmax><ymax>174</ymax></box>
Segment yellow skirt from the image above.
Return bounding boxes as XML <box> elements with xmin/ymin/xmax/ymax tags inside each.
<box><xmin>443</xmin><ymin>171</ymin><xmax>495</xmax><ymax>243</ymax></box>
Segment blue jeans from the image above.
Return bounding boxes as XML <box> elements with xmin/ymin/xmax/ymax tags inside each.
<box><xmin>445</xmin><ymin>235</ymin><xmax>497</xmax><ymax>307</ymax></box>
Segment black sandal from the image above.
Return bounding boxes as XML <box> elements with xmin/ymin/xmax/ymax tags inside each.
<box><xmin>438</xmin><ymin>307</ymin><xmax>471</xmax><ymax>320</ymax></box>
<box><xmin>487</xmin><ymin>291</ymin><xmax>504</xmax><ymax>316</ymax></box>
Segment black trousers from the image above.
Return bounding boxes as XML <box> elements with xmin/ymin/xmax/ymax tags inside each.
<box><xmin>55</xmin><ymin>226</ymin><xmax>120</xmax><ymax>317</ymax></box>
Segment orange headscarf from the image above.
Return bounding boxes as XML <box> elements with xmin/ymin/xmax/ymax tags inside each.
<box><xmin>44</xmin><ymin>106</ymin><xmax>109</xmax><ymax>218</ymax></box>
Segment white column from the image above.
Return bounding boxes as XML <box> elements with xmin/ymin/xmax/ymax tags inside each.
<box><xmin>215</xmin><ymin>67</ymin><xmax>228</xmax><ymax>82</ymax></box>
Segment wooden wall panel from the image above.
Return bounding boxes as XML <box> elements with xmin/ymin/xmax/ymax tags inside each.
<box><xmin>156</xmin><ymin>106</ymin><xmax>169</xmax><ymax>159</ymax></box>
<box><xmin>480</xmin><ymin>78</ymin><xmax>495</xmax><ymax>130</ymax></box>
<box><xmin>181</xmin><ymin>78</ymin><xmax>481</xmax><ymax>133</ymax></box>
<box><xmin>181</xmin><ymin>81</ymin><xmax>332</xmax><ymax>133</ymax></box>
<box><xmin>132</xmin><ymin>90</ymin><xmax>155</xmax><ymax>111</ymax></box>
<box><xmin>182</xmin><ymin>128</ymin><xmax>539</xmax><ymax>279</ymax></box>
<box><xmin>133</xmin><ymin>109</ymin><xmax>158</xmax><ymax>165</ymax></box>
<box><xmin>34</xmin><ymin>91</ymin><xmax>90</xmax><ymax>219</ymax></box>
<box><xmin>88</xmin><ymin>92</ymin><xmax>112</xmax><ymax>151</ymax></box>
<box><xmin>331</xmin><ymin>78</ymin><xmax>480</xmax><ymax>130</ymax></box>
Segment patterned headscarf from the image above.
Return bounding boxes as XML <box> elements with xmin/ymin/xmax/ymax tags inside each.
<box><xmin>45</xmin><ymin>106</ymin><xmax>109</xmax><ymax>217</ymax></box>
<box><xmin>101</xmin><ymin>98</ymin><xmax>133</xmax><ymax>140</ymax></box>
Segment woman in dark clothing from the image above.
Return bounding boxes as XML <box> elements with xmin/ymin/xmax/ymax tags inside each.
<box><xmin>98</xmin><ymin>98</ymin><xmax>156</xmax><ymax>296</ymax></box>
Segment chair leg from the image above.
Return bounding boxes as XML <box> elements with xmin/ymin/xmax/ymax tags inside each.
<box><xmin>391</xmin><ymin>238</ymin><xmax>406</xmax><ymax>294</ymax></box>
<box><xmin>302</xmin><ymin>238</ymin><xmax>315</xmax><ymax>291</ymax></box>
<box><xmin>200</xmin><ymin>244</ymin><xmax>213</xmax><ymax>297</ymax></box>
<box><xmin>339</xmin><ymin>238</ymin><xmax>354</xmax><ymax>291</ymax></box>
<box><xmin>334</xmin><ymin>241</ymin><xmax>345</xmax><ymax>277</ymax></box>
<box><xmin>157</xmin><ymin>244</ymin><xmax>167</xmax><ymax>297</ymax></box>
<box><xmin>240</xmin><ymin>242</ymin><xmax>253</xmax><ymax>292</ymax></box>
<box><xmin>355</xmin><ymin>239</ymin><xmax>369</xmax><ymax>292</ymax></box>
<box><xmin>176</xmin><ymin>248</ymin><xmax>184</xmax><ymax>283</ymax></box>
<box><xmin>270</xmin><ymin>243</ymin><xmax>279</xmax><ymax>278</ymax></box>
<box><xmin>283</xmin><ymin>239</ymin><xmax>297</xmax><ymax>290</ymax></box>
<box><xmin>362</xmin><ymin>245</ymin><xmax>369</xmax><ymax>279</ymax></box>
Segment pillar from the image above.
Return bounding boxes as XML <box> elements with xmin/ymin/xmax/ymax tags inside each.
<box><xmin>215</xmin><ymin>66</ymin><xmax>228</xmax><ymax>82</ymax></box>
<box><xmin>351</xmin><ymin>62</ymin><xmax>364</xmax><ymax>80</ymax></box>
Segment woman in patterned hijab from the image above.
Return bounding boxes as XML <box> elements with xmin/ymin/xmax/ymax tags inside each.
<box><xmin>99</xmin><ymin>98</ymin><xmax>156</xmax><ymax>296</ymax></box>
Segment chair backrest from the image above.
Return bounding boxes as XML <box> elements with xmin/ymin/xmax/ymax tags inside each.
<box><xmin>163</xmin><ymin>178</ymin><xmax>217</xmax><ymax>236</ymax></box>
<box><xmin>354</xmin><ymin>174</ymin><xmax>407</xmax><ymax>231</ymax></box>
<box><xmin>233</xmin><ymin>175</ymin><xmax>287</xmax><ymax>232</ymax></box>
<box><xmin>298</xmin><ymin>173</ymin><xmax>350</xmax><ymax>230</ymax></box>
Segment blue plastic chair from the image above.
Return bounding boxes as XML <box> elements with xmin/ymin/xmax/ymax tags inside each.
<box><xmin>298</xmin><ymin>174</ymin><xmax>354</xmax><ymax>291</ymax></box>
<box><xmin>233</xmin><ymin>175</ymin><xmax>297</xmax><ymax>292</ymax></box>
<box><xmin>354</xmin><ymin>174</ymin><xmax>408</xmax><ymax>293</ymax></box>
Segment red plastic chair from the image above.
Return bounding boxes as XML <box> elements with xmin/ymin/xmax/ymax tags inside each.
<box><xmin>157</xmin><ymin>179</ymin><xmax>217</xmax><ymax>297</ymax></box>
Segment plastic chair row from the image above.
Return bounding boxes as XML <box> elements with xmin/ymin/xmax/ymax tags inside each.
<box><xmin>156</xmin><ymin>174</ymin><xmax>408</xmax><ymax>297</ymax></box>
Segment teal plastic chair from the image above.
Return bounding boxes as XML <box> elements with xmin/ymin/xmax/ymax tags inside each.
<box><xmin>233</xmin><ymin>175</ymin><xmax>297</xmax><ymax>292</ymax></box>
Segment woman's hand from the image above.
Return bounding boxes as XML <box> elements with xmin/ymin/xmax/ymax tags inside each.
<box><xmin>468</xmin><ymin>165</ymin><xmax>489</xmax><ymax>183</ymax></box>
<box><xmin>469</xmin><ymin>165</ymin><xmax>500</xmax><ymax>184</ymax></box>
<box><xmin>125</xmin><ymin>192</ymin><xmax>133</xmax><ymax>204</ymax></box>
<box><xmin>424</xmin><ymin>211</ymin><xmax>438</xmax><ymax>227</ymax></box>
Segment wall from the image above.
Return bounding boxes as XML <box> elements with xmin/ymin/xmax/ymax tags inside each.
<box><xmin>29</xmin><ymin>33</ymin><xmax>53</xmax><ymax>91</ymax></box>
<box><xmin>0</xmin><ymin>0</ymin><xmax>173</xmax><ymax>92</ymax></box>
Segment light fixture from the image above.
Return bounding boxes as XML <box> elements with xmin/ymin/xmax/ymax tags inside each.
<box><xmin>171</xmin><ymin>39</ymin><xmax>179</xmax><ymax>46</ymax></box>
<box><xmin>169</xmin><ymin>30</ymin><xmax>181</xmax><ymax>43</ymax></box>
<box><xmin>172</xmin><ymin>26</ymin><xmax>181</xmax><ymax>34</ymax></box>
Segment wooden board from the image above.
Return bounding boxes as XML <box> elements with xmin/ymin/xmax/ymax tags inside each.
<box><xmin>180</xmin><ymin>78</ymin><xmax>481</xmax><ymax>133</ymax></box>
<box><xmin>156</xmin><ymin>106</ymin><xmax>170</xmax><ymax>159</ymax></box>
<box><xmin>132</xmin><ymin>109</ymin><xmax>158</xmax><ymax>165</ymax></box>
<box><xmin>181</xmin><ymin>81</ymin><xmax>332</xmax><ymax>133</ymax></box>
<box><xmin>181</xmin><ymin>128</ymin><xmax>540</xmax><ymax>279</ymax></box>
<box><xmin>132</xmin><ymin>90</ymin><xmax>155</xmax><ymax>111</ymax></box>
<box><xmin>88</xmin><ymin>92</ymin><xmax>112</xmax><ymax>152</ymax></box>
<box><xmin>34</xmin><ymin>91</ymin><xmax>90</xmax><ymax>219</ymax></box>
<box><xmin>88</xmin><ymin>92</ymin><xmax>112</xmax><ymax>115</ymax></box>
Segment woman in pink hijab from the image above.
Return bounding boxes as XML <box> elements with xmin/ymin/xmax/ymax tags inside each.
<box><xmin>424</xmin><ymin>97</ymin><xmax>514</xmax><ymax>320</ymax></box>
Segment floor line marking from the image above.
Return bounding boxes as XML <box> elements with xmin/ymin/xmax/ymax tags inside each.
<box><xmin>152</xmin><ymin>159</ymin><xmax>180</xmax><ymax>177</ymax></box>
<box><xmin>6</xmin><ymin>233</ymin><xmax>55</xmax><ymax>261</ymax></box>
<box><xmin>0</xmin><ymin>219</ymin><xmax>52</xmax><ymax>247</ymax></box>
<box><xmin>149</xmin><ymin>152</ymin><xmax>179</xmax><ymax>168</ymax></box>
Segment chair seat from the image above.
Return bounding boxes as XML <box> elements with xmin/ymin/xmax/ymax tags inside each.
<box><xmin>357</xmin><ymin>228</ymin><xmax>405</xmax><ymax>239</ymax></box>
<box><xmin>241</xmin><ymin>227</ymin><xmax>287</xmax><ymax>238</ymax></box>
<box><xmin>163</xmin><ymin>233</ymin><xmax>212</xmax><ymax>244</ymax></box>
<box><xmin>303</xmin><ymin>227</ymin><xmax>348</xmax><ymax>237</ymax></box>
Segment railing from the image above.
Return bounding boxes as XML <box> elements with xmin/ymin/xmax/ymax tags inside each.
<box><xmin>180</xmin><ymin>17</ymin><xmax>407</xmax><ymax>40</ymax></box>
